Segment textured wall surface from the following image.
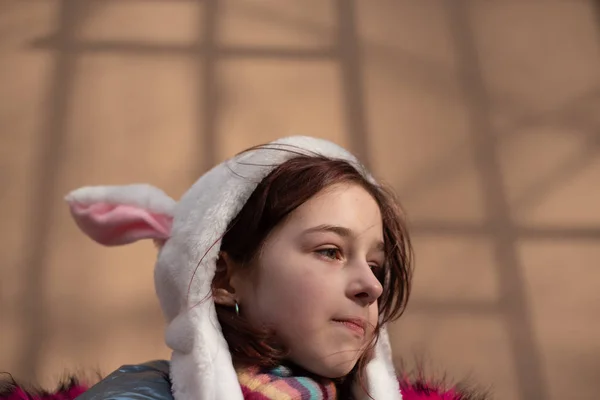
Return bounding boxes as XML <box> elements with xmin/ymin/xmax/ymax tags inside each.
<box><xmin>1</xmin><ymin>1</ymin><xmax>599</xmax><ymax>399</ymax></box>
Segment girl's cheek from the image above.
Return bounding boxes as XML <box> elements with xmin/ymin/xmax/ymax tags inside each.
<box><xmin>276</xmin><ymin>279</ymin><xmax>328</xmax><ymax>318</ymax></box>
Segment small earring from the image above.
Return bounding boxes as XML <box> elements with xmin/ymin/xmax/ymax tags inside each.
<box><xmin>234</xmin><ymin>301</ymin><xmax>240</xmax><ymax>316</ymax></box>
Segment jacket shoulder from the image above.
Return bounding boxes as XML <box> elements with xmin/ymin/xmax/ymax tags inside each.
<box><xmin>76</xmin><ymin>360</ymin><xmax>171</xmax><ymax>400</ymax></box>
<box><xmin>1</xmin><ymin>361</ymin><xmax>171</xmax><ymax>400</ymax></box>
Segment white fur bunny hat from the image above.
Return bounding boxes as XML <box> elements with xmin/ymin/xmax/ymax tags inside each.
<box><xmin>65</xmin><ymin>136</ymin><xmax>401</xmax><ymax>400</ymax></box>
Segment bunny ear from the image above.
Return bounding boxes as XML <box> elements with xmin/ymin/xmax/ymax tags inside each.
<box><xmin>65</xmin><ymin>184</ymin><xmax>177</xmax><ymax>246</ymax></box>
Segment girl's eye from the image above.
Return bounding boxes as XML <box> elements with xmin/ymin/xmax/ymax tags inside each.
<box><xmin>316</xmin><ymin>248</ymin><xmax>341</xmax><ymax>260</ymax></box>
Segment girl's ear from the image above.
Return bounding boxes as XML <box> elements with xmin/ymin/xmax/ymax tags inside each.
<box><xmin>65</xmin><ymin>184</ymin><xmax>176</xmax><ymax>246</ymax></box>
<box><xmin>212</xmin><ymin>288</ymin><xmax>236</xmax><ymax>307</ymax></box>
<box><xmin>212</xmin><ymin>252</ymin><xmax>241</xmax><ymax>306</ymax></box>
<box><xmin>213</xmin><ymin>253</ymin><xmax>235</xmax><ymax>289</ymax></box>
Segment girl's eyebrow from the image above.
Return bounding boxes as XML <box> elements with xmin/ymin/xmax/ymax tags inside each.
<box><xmin>302</xmin><ymin>224</ymin><xmax>385</xmax><ymax>250</ymax></box>
<box><xmin>302</xmin><ymin>224</ymin><xmax>352</xmax><ymax>237</ymax></box>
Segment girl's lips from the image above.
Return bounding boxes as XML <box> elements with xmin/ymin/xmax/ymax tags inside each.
<box><xmin>333</xmin><ymin>318</ymin><xmax>366</xmax><ymax>337</ymax></box>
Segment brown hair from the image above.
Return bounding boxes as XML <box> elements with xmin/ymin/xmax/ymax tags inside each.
<box><xmin>211</xmin><ymin>146</ymin><xmax>413</xmax><ymax>394</ymax></box>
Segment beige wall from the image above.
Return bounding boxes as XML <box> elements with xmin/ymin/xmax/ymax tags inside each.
<box><xmin>1</xmin><ymin>1</ymin><xmax>599</xmax><ymax>399</ymax></box>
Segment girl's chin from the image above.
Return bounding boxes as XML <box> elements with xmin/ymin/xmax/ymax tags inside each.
<box><xmin>294</xmin><ymin>354</ymin><xmax>360</xmax><ymax>379</ymax></box>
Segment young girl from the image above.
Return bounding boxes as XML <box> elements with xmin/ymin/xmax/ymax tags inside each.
<box><xmin>2</xmin><ymin>136</ymin><xmax>487</xmax><ymax>400</ymax></box>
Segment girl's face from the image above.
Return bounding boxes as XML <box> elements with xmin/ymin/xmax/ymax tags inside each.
<box><xmin>229</xmin><ymin>183</ymin><xmax>385</xmax><ymax>378</ymax></box>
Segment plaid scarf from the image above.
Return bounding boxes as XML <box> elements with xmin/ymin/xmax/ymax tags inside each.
<box><xmin>237</xmin><ymin>365</ymin><xmax>337</xmax><ymax>400</ymax></box>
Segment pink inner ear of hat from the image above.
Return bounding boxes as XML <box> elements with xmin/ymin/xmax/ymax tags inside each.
<box><xmin>68</xmin><ymin>202</ymin><xmax>173</xmax><ymax>246</ymax></box>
